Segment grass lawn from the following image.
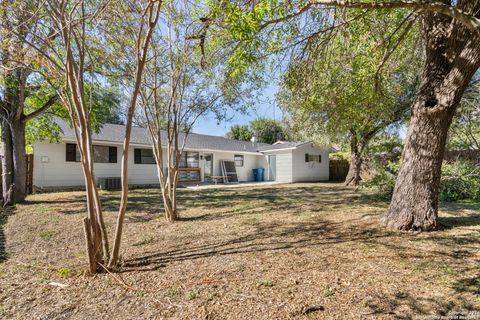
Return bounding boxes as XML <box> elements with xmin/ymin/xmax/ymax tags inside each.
<box><xmin>0</xmin><ymin>183</ymin><xmax>479</xmax><ymax>319</ymax></box>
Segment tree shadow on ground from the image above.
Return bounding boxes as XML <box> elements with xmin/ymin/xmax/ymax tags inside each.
<box><xmin>118</xmin><ymin>186</ymin><xmax>480</xmax><ymax>318</ymax></box>
<box><xmin>23</xmin><ymin>192</ymin><xmax>165</xmax><ymax>216</ymax></box>
<box><xmin>364</xmin><ymin>290</ymin><xmax>478</xmax><ymax>319</ymax></box>
<box><xmin>439</xmin><ymin>214</ymin><xmax>480</xmax><ymax>230</ymax></box>
<box><xmin>0</xmin><ymin>209</ymin><xmax>13</xmax><ymax>263</ymax></box>
<box><xmin>453</xmin><ymin>273</ymin><xmax>480</xmax><ymax>297</ymax></box>
<box><xmin>122</xmin><ymin>218</ymin><xmax>392</xmax><ymax>272</ymax></box>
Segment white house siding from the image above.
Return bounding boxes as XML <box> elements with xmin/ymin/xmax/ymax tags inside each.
<box><xmin>33</xmin><ymin>142</ymin><xmax>161</xmax><ymax>188</ymax></box>
<box><xmin>272</xmin><ymin>150</ymin><xmax>293</xmax><ymax>183</ymax></box>
<box><xmin>255</xmin><ymin>155</ymin><xmax>270</xmax><ymax>180</ymax></box>
<box><xmin>33</xmin><ymin>141</ymin><xmax>79</xmax><ymax>187</ymax></box>
<box><xmin>33</xmin><ymin>141</ymin><xmax>261</xmax><ymax>188</ymax></box>
<box><xmin>33</xmin><ymin>140</ymin><xmax>329</xmax><ymax>188</ymax></box>
<box><xmin>291</xmin><ymin>144</ymin><xmax>329</xmax><ymax>182</ymax></box>
<box><xmin>208</xmin><ymin>151</ymin><xmax>258</xmax><ymax>182</ymax></box>
<box><xmin>127</xmin><ymin>146</ymin><xmax>162</xmax><ymax>185</ymax></box>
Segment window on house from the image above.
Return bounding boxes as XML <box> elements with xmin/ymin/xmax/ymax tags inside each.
<box><xmin>134</xmin><ymin>148</ymin><xmax>156</xmax><ymax>164</ymax></box>
<box><xmin>305</xmin><ymin>153</ymin><xmax>321</xmax><ymax>163</ymax></box>
<box><xmin>176</xmin><ymin>152</ymin><xmax>199</xmax><ymax>168</ymax></box>
<box><xmin>234</xmin><ymin>155</ymin><xmax>244</xmax><ymax>167</ymax></box>
<box><xmin>66</xmin><ymin>143</ymin><xmax>79</xmax><ymax>162</ymax></box>
<box><xmin>93</xmin><ymin>145</ymin><xmax>118</xmax><ymax>163</ymax></box>
<box><xmin>66</xmin><ymin>144</ymin><xmax>117</xmax><ymax>163</ymax></box>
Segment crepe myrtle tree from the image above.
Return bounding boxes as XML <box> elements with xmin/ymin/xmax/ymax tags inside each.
<box><xmin>23</xmin><ymin>0</ymin><xmax>162</xmax><ymax>272</ymax></box>
<box><xmin>211</xmin><ymin>0</ymin><xmax>480</xmax><ymax>231</ymax></box>
<box><xmin>139</xmin><ymin>2</ymin><xmax>232</xmax><ymax>223</ymax></box>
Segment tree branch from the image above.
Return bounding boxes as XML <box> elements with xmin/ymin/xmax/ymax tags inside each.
<box><xmin>24</xmin><ymin>94</ymin><xmax>59</xmax><ymax>121</ymax></box>
<box><xmin>308</xmin><ymin>0</ymin><xmax>480</xmax><ymax>32</ymax></box>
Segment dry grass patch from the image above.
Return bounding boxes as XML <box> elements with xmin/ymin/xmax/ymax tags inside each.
<box><xmin>0</xmin><ymin>183</ymin><xmax>479</xmax><ymax>319</ymax></box>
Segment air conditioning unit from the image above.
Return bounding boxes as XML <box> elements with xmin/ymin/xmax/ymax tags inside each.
<box><xmin>98</xmin><ymin>177</ymin><xmax>121</xmax><ymax>191</ymax></box>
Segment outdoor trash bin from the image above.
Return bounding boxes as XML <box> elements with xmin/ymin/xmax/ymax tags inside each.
<box><xmin>253</xmin><ymin>168</ymin><xmax>265</xmax><ymax>181</ymax></box>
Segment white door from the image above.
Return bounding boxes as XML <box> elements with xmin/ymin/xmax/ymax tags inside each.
<box><xmin>268</xmin><ymin>155</ymin><xmax>276</xmax><ymax>181</ymax></box>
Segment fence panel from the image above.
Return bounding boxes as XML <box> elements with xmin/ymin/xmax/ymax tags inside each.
<box><xmin>26</xmin><ymin>154</ymin><xmax>34</xmax><ymax>194</ymax></box>
<box><xmin>329</xmin><ymin>159</ymin><xmax>349</xmax><ymax>182</ymax></box>
<box><xmin>0</xmin><ymin>154</ymin><xmax>33</xmax><ymax>198</ymax></box>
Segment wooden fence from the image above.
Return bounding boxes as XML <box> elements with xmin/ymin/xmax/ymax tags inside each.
<box><xmin>26</xmin><ymin>154</ymin><xmax>34</xmax><ymax>194</ymax></box>
<box><xmin>0</xmin><ymin>154</ymin><xmax>34</xmax><ymax>198</ymax></box>
<box><xmin>329</xmin><ymin>159</ymin><xmax>349</xmax><ymax>182</ymax></box>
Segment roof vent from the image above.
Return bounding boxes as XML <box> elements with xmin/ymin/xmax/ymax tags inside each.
<box><xmin>250</xmin><ymin>135</ymin><xmax>257</xmax><ymax>148</ymax></box>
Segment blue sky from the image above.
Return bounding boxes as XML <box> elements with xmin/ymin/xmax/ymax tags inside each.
<box><xmin>192</xmin><ymin>83</ymin><xmax>283</xmax><ymax>137</ymax></box>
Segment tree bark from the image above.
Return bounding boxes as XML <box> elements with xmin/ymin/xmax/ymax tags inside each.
<box><xmin>382</xmin><ymin>102</ymin><xmax>455</xmax><ymax>230</ymax></box>
<box><xmin>108</xmin><ymin>0</ymin><xmax>162</xmax><ymax>268</ymax></box>
<box><xmin>345</xmin><ymin>151</ymin><xmax>362</xmax><ymax>186</ymax></box>
<box><xmin>345</xmin><ymin>133</ymin><xmax>367</xmax><ymax>187</ymax></box>
<box><xmin>10</xmin><ymin>119</ymin><xmax>27</xmax><ymax>203</ymax></box>
<box><xmin>1</xmin><ymin>121</ymin><xmax>14</xmax><ymax>207</ymax></box>
<box><xmin>382</xmin><ymin>10</ymin><xmax>480</xmax><ymax>231</ymax></box>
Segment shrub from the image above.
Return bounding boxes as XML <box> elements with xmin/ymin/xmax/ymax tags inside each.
<box><xmin>362</xmin><ymin>161</ymin><xmax>399</xmax><ymax>199</ymax></box>
<box><xmin>440</xmin><ymin>160</ymin><xmax>480</xmax><ymax>201</ymax></box>
<box><xmin>364</xmin><ymin>159</ymin><xmax>480</xmax><ymax>202</ymax></box>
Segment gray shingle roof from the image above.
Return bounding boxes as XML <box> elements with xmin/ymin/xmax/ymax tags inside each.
<box><xmin>56</xmin><ymin>120</ymin><xmax>315</xmax><ymax>154</ymax></box>
<box><xmin>257</xmin><ymin>141</ymin><xmax>310</xmax><ymax>151</ymax></box>
<box><xmin>57</xmin><ymin>120</ymin><xmax>271</xmax><ymax>153</ymax></box>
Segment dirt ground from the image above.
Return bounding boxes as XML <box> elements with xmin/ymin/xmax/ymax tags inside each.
<box><xmin>0</xmin><ymin>183</ymin><xmax>479</xmax><ymax>319</ymax></box>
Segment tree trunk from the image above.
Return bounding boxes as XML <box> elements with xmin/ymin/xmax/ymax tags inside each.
<box><xmin>382</xmin><ymin>11</ymin><xmax>480</xmax><ymax>231</ymax></box>
<box><xmin>345</xmin><ymin>134</ymin><xmax>365</xmax><ymax>186</ymax></box>
<box><xmin>163</xmin><ymin>169</ymin><xmax>178</xmax><ymax>223</ymax></box>
<box><xmin>382</xmin><ymin>103</ymin><xmax>455</xmax><ymax>230</ymax></box>
<box><xmin>345</xmin><ymin>152</ymin><xmax>362</xmax><ymax>186</ymax></box>
<box><xmin>1</xmin><ymin>121</ymin><xmax>14</xmax><ymax>207</ymax></box>
<box><xmin>10</xmin><ymin>119</ymin><xmax>27</xmax><ymax>203</ymax></box>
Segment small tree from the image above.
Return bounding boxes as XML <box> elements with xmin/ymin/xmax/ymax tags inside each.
<box><xmin>25</xmin><ymin>0</ymin><xmax>162</xmax><ymax>272</ymax></box>
<box><xmin>139</xmin><ymin>3</ymin><xmax>226</xmax><ymax>223</ymax></box>
<box><xmin>108</xmin><ymin>0</ymin><xmax>162</xmax><ymax>268</ymax></box>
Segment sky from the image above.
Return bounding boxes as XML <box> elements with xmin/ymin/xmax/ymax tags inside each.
<box><xmin>192</xmin><ymin>83</ymin><xmax>283</xmax><ymax>137</ymax></box>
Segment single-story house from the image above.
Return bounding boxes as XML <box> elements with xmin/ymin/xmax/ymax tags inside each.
<box><xmin>32</xmin><ymin>121</ymin><xmax>329</xmax><ymax>189</ymax></box>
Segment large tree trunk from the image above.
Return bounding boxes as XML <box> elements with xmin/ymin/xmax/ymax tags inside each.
<box><xmin>10</xmin><ymin>119</ymin><xmax>27</xmax><ymax>203</ymax></box>
<box><xmin>345</xmin><ymin>134</ymin><xmax>365</xmax><ymax>186</ymax></box>
<box><xmin>382</xmin><ymin>11</ymin><xmax>480</xmax><ymax>231</ymax></box>
<box><xmin>345</xmin><ymin>152</ymin><xmax>362</xmax><ymax>186</ymax></box>
<box><xmin>382</xmin><ymin>102</ymin><xmax>455</xmax><ymax>230</ymax></box>
<box><xmin>1</xmin><ymin>121</ymin><xmax>14</xmax><ymax>207</ymax></box>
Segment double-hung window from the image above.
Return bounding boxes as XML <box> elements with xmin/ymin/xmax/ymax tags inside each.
<box><xmin>134</xmin><ymin>148</ymin><xmax>156</xmax><ymax>164</ymax></box>
<box><xmin>234</xmin><ymin>155</ymin><xmax>244</xmax><ymax>167</ymax></box>
<box><xmin>305</xmin><ymin>153</ymin><xmax>321</xmax><ymax>163</ymax></box>
<box><xmin>66</xmin><ymin>144</ymin><xmax>117</xmax><ymax>163</ymax></box>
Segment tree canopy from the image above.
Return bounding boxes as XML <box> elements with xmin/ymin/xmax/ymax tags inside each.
<box><xmin>225</xmin><ymin>124</ymin><xmax>253</xmax><ymax>141</ymax></box>
<box><xmin>225</xmin><ymin>118</ymin><xmax>289</xmax><ymax>144</ymax></box>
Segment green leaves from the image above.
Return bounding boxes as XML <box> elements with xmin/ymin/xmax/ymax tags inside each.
<box><xmin>225</xmin><ymin>124</ymin><xmax>253</xmax><ymax>141</ymax></box>
<box><xmin>225</xmin><ymin>118</ymin><xmax>289</xmax><ymax>144</ymax></box>
<box><xmin>278</xmin><ymin>10</ymin><xmax>420</xmax><ymax>145</ymax></box>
